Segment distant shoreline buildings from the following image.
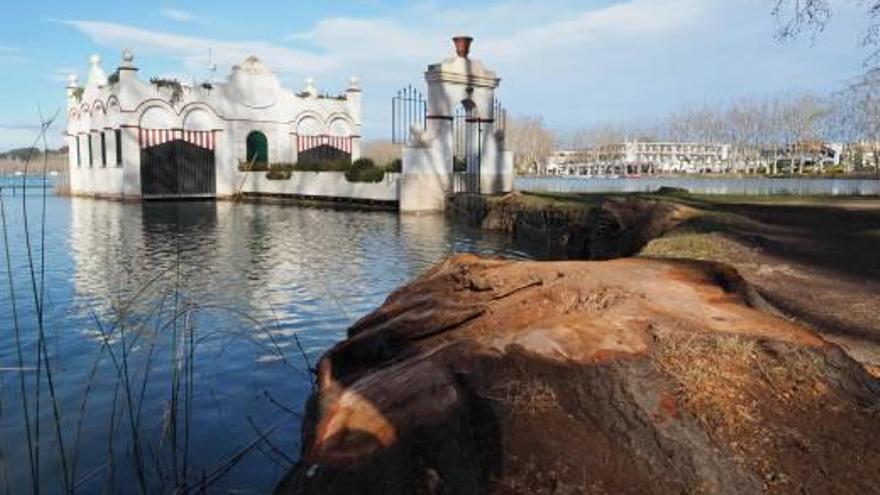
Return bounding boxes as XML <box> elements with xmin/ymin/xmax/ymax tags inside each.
<box><xmin>544</xmin><ymin>140</ymin><xmax>868</xmax><ymax>176</ymax></box>
<box><xmin>547</xmin><ymin>142</ymin><xmax>730</xmax><ymax>176</ymax></box>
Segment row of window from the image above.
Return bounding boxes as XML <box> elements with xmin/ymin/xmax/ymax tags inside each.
<box><xmin>75</xmin><ymin>130</ymin><xmax>123</xmax><ymax>168</ymax></box>
<box><xmin>76</xmin><ymin>130</ymin><xmax>268</xmax><ymax>167</ymax></box>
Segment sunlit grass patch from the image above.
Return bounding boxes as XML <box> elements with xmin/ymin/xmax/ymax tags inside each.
<box><xmin>654</xmin><ymin>331</ymin><xmax>827</xmax><ymax>440</ymax></box>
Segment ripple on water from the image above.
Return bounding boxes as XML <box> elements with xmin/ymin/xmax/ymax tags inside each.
<box><xmin>0</xmin><ymin>195</ymin><xmax>541</xmax><ymax>493</ymax></box>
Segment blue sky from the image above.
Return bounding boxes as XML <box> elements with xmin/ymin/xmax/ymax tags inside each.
<box><xmin>0</xmin><ymin>0</ymin><xmax>870</xmax><ymax>150</ymax></box>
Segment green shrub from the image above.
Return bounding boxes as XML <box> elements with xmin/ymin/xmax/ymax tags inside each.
<box><xmin>265</xmin><ymin>163</ymin><xmax>295</xmax><ymax>180</ymax></box>
<box><xmin>250</xmin><ymin>158</ymin><xmax>389</xmax><ymax>181</ymax></box>
<box><xmin>293</xmin><ymin>158</ymin><xmax>351</xmax><ymax>172</ymax></box>
<box><xmin>150</xmin><ymin>77</ymin><xmax>184</xmax><ymax>105</ymax></box>
<box><xmin>386</xmin><ymin>158</ymin><xmax>402</xmax><ymax>173</ymax></box>
<box><xmin>345</xmin><ymin>158</ymin><xmax>385</xmax><ymax>183</ymax></box>
<box><xmin>266</xmin><ymin>169</ymin><xmax>292</xmax><ymax>180</ymax></box>
<box><xmin>239</xmin><ymin>160</ymin><xmax>271</xmax><ymax>172</ymax></box>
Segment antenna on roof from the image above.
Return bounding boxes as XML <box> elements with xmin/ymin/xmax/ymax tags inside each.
<box><xmin>206</xmin><ymin>48</ymin><xmax>217</xmax><ymax>83</ymax></box>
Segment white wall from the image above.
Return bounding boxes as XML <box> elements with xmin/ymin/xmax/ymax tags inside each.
<box><xmin>400</xmin><ymin>144</ymin><xmax>450</xmax><ymax>212</ymax></box>
<box><xmin>69</xmin><ymin>166</ymin><xmax>126</xmax><ymax>197</ymax></box>
<box><xmin>240</xmin><ymin>171</ymin><xmax>399</xmax><ymax>202</ymax></box>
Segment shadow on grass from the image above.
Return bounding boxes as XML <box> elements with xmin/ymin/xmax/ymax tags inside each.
<box><xmin>665</xmin><ymin>194</ymin><xmax>880</xmax><ymax>283</ymax></box>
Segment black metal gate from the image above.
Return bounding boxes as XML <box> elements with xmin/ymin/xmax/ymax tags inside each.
<box><xmin>453</xmin><ymin>104</ymin><xmax>482</xmax><ymax>193</ymax></box>
<box><xmin>391</xmin><ymin>85</ymin><xmax>427</xmax><ymax>145</ymax></box>
<box><xmin>141</xmin><ymin>140</ymin><xmax>216</xmax><ymax>199</ymax></box>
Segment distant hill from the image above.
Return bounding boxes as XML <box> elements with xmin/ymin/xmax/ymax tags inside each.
<box><xmin>0</xmin><ymin>146</ymin><xmax>67</xmax><ymax>161</ymax></box>
<box><xmin>0</xmin><ymin>147</ymin><xmax>68</xmax><ymax>173</ymax></box>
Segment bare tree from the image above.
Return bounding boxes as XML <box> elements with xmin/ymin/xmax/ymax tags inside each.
<box><xmin>361</xmin><ymin>140</ymin><xmax>403</xmax><ymax>168</ymax></box>
<box><xmin>568</xmin><ymin>126</ymin><xmax>608</xmax><ymax>149</ymax></box>
<box><xmin>838</xmin><ymin>69</ymin><xmax>880</xmax><ymax>175</ymax></box>
<box><xmin>504</xmin><ymin>115</ymin><xmax>557</xmax><ymax>174</ymax></box>
<box><xmin>773</xmin><ymin>0</ymin><xmax>880</xmax><ymax>62</ymax></box>
<box><xmin>561</xmin><ymin>91</ymin><xmax>845</xmax><ymax>176</ymax></box>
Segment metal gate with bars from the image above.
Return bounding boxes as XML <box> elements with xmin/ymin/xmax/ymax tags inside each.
<box><xmin>453</xmin><ymin>98</ymin><xmax>506</xmax><ymax>194</ymax></box>
<box><xmin>453</xmin><ymin>104</ymin><xmax>481</xmax><ymax>193</ymax></box>
<box><xmin>391</xmin><ymin>84</ymin><xmax>507</xmax><ymax>194</ymax></box>
<box><xmin>296</xmin><ymin>135</ymin><xmax>352</xmax><ymax>165</ymax></box>
<box><xmin>140</xmin><ymin>129</ymin><xmax>216</xmax><ymax>199</ymax></box>
<box><xmin>391</xmin><ymin>85</ymin><xmax>426</xmax><ymax>145</ymax></box>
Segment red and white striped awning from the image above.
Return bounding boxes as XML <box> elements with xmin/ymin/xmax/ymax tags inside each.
<box><xmin>297</xmin><ymin>135</ymin><xmax>352</xmax><ymax>154</ymax></box>
<box><xmin>139</xmin><ymin>128</ymin><xmax>216</xmax><ymax>150</ymax></box>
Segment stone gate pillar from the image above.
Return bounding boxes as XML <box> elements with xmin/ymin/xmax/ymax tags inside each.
<box><xmin>399</xmin><ymin>36</ymin><xmax>514</xmax><ymax>213</ymax></box>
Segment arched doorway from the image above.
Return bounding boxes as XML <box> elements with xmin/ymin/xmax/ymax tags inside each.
<box><xmin>295</xmin><ymin>117</ymin><xmax>352</xmax><ymax>167</ymax></box>
<box><xmin>246</xmin><ymin>131</ymin><xmax>269</xmax><ymax>164</ymax></box>
<box><xmin>139</xmin><ymin>106</ymin><xmax>216</xmax><ymax>199</ymax></box>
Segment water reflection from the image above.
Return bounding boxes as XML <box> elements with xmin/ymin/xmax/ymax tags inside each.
<box><xmin>2</xmin><ymin>195</ymin><xmax>535</xmax><ymax>493</ymax></box>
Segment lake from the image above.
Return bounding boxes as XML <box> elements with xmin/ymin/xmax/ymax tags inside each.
<box><xmin>5</xmin><ymin>174</ymin><xmax>874</xmax><ymax>493</ymax></box>
<box><xmin>516</xmin><ymin>176</ymin><xmax>880</xmax><ymax>196</ymax></box>
<box><xmin>0</xmin><ymin>193</ymin><xmax>539</xmax><ymax>493</ymax></box>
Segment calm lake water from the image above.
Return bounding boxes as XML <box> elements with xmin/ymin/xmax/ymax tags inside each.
<box><xmin>4</xmin><ymin>174</ymin><xmax>873</xmax><ymax>493</ymax></box>
<box><xmin>0</xmin><ymin>193</ymin><xmax>539</xmax><ymax>493</ymax></box>
<box><xmin>517</xmin><ymin>176</ymin><xmax>880</xmax><ymax>196</ymax></box>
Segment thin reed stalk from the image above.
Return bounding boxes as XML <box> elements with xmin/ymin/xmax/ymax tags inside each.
<box><xmin>170</xmin><ymin>227</ymin><xmax>182</xmax><ymax>486</ymax></box>
<box><xmin>246</xmin><ymin>416</ymin><xmax>295</xmax><ymax>467</ymax></box>
<box><xmin>0</xmin><ymin>190</ymin><xmax>37</xmax><ymax>492</ymax></box>
<box><xmin>18</xmin><ymin>110</ymin><xmax>71</xmax><ymax>495</ymax></box>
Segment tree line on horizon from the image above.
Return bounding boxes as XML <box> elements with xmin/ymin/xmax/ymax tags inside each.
<box><xmin>497</xmin><ymin>0</ymin><xmax>880</xmax><ymax>174</ymax></box>
<box><xmin>497</xmin><ymin>67</ymin><xmax>880</xmax><ymax>175</ymax></box>
<box><xmin>0</xmin><ymin>147</ymin><xmax>68</xmax><ymax>174</ymax></box>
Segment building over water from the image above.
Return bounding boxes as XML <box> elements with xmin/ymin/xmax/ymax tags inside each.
<box><xmin>65</xmin><ymin>50</ymin><xmax>362</xmax><ymax>199</ymax></box>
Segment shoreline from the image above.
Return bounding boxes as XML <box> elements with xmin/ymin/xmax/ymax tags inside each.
<box><xmin>448</xmin><ymin>190</ymin><xmax>880</xmax><ymax>366</ymax></box>
<box><xmin>278</xmin><ymin>190</ymin><xmax>880</xmax><ymax>493</ymax></box>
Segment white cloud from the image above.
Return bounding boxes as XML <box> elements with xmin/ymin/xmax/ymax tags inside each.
<box><xmin>0</xmin><ymin>45</ymin><xmax>30</xmax><ymax>64</ymax></box>
<box><xmin>48</xmin><ymin>66</ymin><xmax>79</xmax><ymax>83</ymax></box>
<box><xmin>57</xmin><ymin>0</ymin><xmax>865</xmax><ymax>138</ymax></box>
<box><xmin>56</xmin><ymin>0</ymin><xmax>711</xmax><ymax>137</ymax></box>
<box><xmin>160</xmin><ymin>8</ymin><xmax>197</xmax><ymax>23</ymax></box>
<box><xmin>288</xmin><ymin>18</ymin><xmax>435</xmax><ymax>64</ymax></box>
<box><xmin>63</xmin><ymin>0</ymin><xmax>706</xmax><ymax>83</ymax></box>
<box><xmin>282</xmin><ymin>0</ymin><xmax>708</xmax><ymax>80</ymax></box>
<box><xmin>59</xmin><ymin>19</ymin><xmax>336</xmax><ymax>78</ymax></box>
<box><xmin>480</xmin><ymin>0</ymin><xmax>706</xmax><ymax>59</ymax></box>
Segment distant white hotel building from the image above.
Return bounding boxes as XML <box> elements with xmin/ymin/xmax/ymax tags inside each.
<box><xmin>547</xmin><ymin>142</ymin><xmax>731</xmax><ymax>176</ymax></box>
<box><xmin>65</xmin><ymin>50</ymin><xmax>362</xmax><ymax>199</ymax></box>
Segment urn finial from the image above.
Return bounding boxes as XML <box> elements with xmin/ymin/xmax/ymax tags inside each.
<box><xmin>453</xmin><ymin>36</ymin><xmax>473</xmax><ymax>58</ymax></box>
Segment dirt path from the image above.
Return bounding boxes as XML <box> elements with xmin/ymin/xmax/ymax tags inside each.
<box><xmin>642</xmin><ymin>196</ymin><xmax>880</xmax><ymax>370</ymax></box>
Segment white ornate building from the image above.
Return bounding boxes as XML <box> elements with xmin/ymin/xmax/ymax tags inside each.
<box><xmin>65</xmin><ymin>50</ymin><xmax>362</xmax><ymax>199</ymax></box>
